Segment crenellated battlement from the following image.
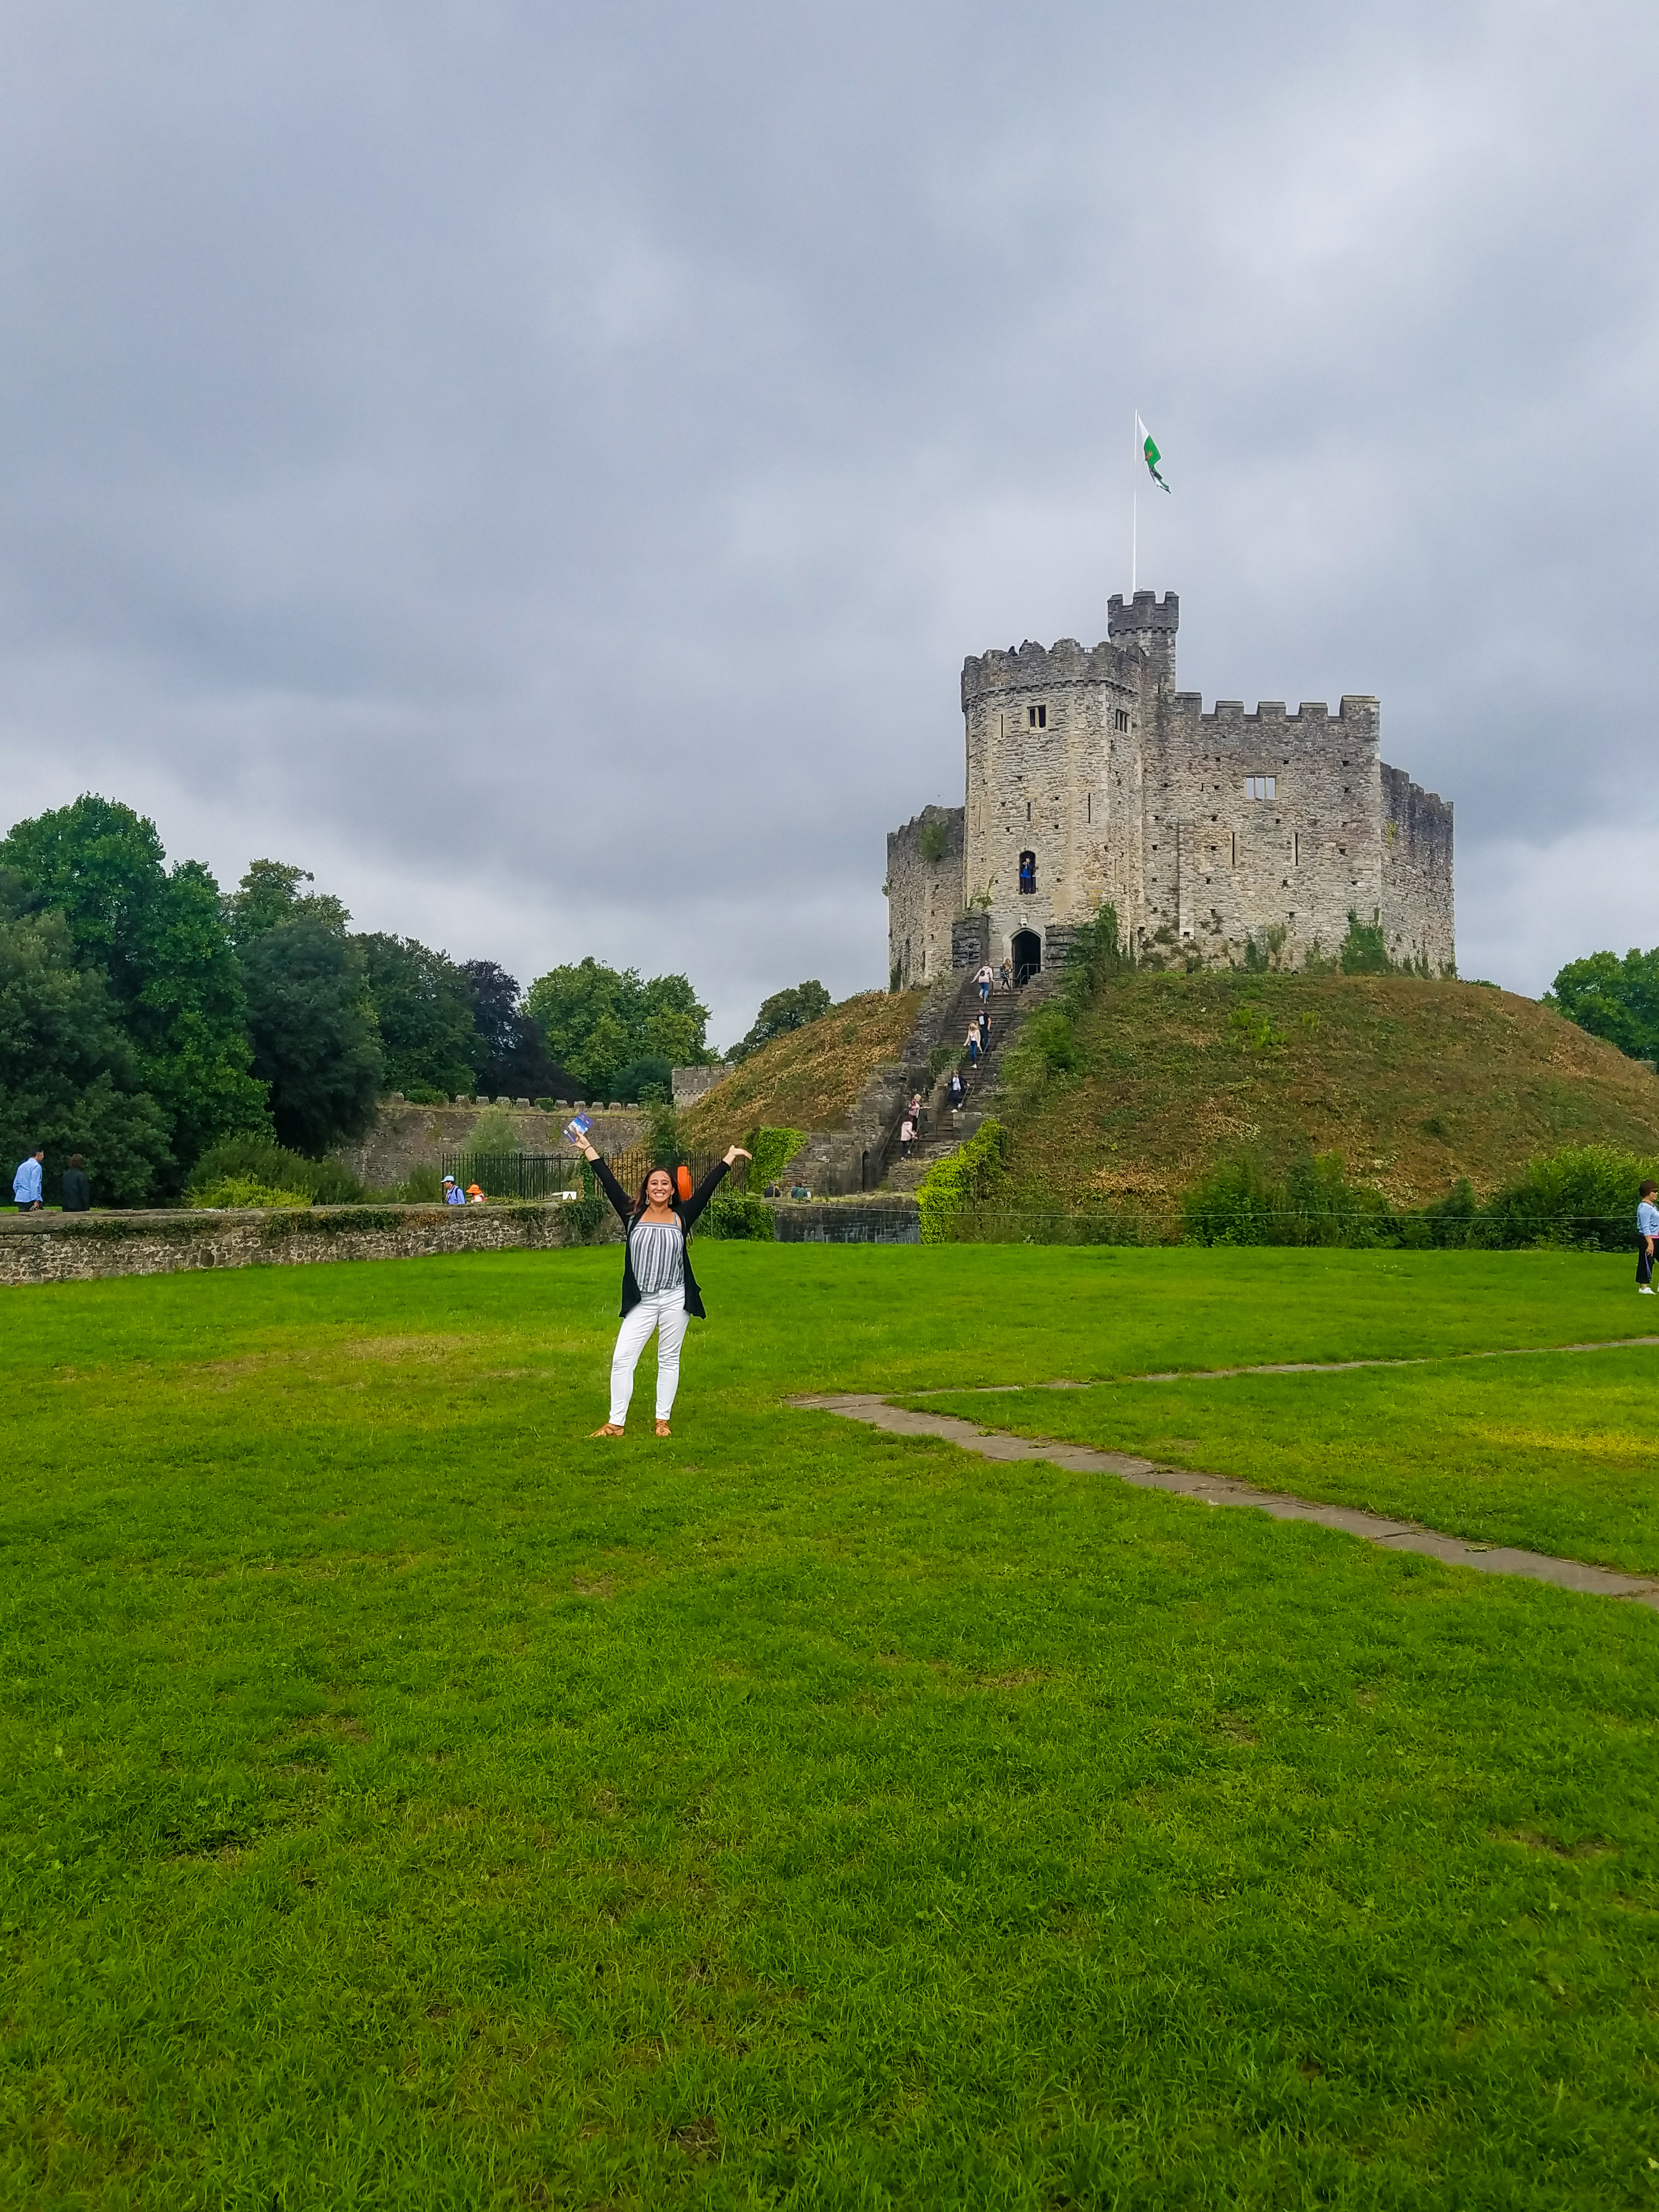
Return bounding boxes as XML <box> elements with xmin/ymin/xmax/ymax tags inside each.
<box><xmin>961</xmin><ymin>636</ymin><xmax>1138</xmax><ymax>708</ymax></box>
<box><xmin>1182</xmin><ymin>694</ymin><xmax>1380</xmax><ymax>733</ymax></box>
<box><xmin>1106</xmin><ymin>589</ymin><xmax>1180</xmax><ymax>636</ymax></box>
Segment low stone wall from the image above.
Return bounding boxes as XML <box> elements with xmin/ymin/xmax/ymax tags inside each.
<box><xmin>769</xmin><ymin>1198</ymin><xmax>920</xmax><ymax>1245</ymax></box>
<box><xmin>0</xmin><ymin>1202</ymin><xmax>622</xmax><ymax>1288</ymax></box>
<box><xmin>332</xmin><ymin>1102</ymin><xmax>646</xmax><ymax>1191</ymax></box>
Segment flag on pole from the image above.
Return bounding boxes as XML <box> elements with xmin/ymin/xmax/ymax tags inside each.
<box><xmin>1136</xmin><ymin>413</ymin><xmax>1170</xmax><ymax>493</ymax></box>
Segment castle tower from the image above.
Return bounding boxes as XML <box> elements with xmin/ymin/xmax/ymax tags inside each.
<box><xmin>958</xmin><ymin>628</ymin><xmax>1150</xmax><ymax>978</ymax></box>
<box><xmin>1106</xmin><ymin>589</ymin><xmax>1180</xmax><ymax>685</ymax></box>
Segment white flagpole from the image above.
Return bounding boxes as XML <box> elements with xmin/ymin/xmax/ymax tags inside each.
<box><xmin>1131</xmin><ymin>411</ymin><xmax>1141</xmax><ymax>595</ymax></box>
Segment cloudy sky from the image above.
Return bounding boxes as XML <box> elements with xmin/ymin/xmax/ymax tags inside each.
<box><xmin>1</xmin><ymin>0</ymin><xmax>1653</xmax><ymax>1046</ymax></box>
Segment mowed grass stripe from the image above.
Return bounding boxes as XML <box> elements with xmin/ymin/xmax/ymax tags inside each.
<box><xmin>3</xmin><ymin>1246</ymin><xmax>1658</xmax><ymax>2206</ymax></box>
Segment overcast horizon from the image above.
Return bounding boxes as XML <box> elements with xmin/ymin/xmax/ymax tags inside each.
<box><xmin>2</xmin><ymin>1</ymin><xmax>1654</xmax><ymax>1051</ymax></box>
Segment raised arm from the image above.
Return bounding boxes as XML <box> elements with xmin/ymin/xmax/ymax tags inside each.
<box><xmin>681</xmin><ymin>1146</ymin><xmax>752</xmax><ymax>1232</ymax></box>
<box><xmin>573</xmin><ymin>1134</ymin><xmax>634</xmax><ymax>1224</ymax></box>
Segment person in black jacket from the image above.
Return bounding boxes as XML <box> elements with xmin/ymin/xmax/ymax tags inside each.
<box><xmin>61</xmin><ymin>1154</ymin><xmax>92</xmax><ymax>1211</ymax></box>
<box><xmin>572</xmin><ymin>1132</ymin><xmax>751</xmax><ymax>1437</ymax></box>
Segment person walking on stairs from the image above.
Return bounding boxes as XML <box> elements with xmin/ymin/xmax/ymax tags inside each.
<box><xmin>966</xmin><ymin>1021</ymin><xmax>980</xmax><ymax>1069</ymax></box>
<box><xmin>1639</xmin><ymin>1180</ymin><xmax>1659</xmax><ymax>1294</ymax></box>
<box><xmin>571</xmin><ymin>1130</ymin><xmax>752</xmax><ymax>1435</ymax></box>
<box><xmin>974</xmin><ymin>961</ymin><xmax>994</xmax><ymax>1006</ymax></box>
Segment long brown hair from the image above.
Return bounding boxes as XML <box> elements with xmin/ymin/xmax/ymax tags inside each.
<box><xmin>632</xmin><ymin>1165</ymin><xmax>681</xmax><ymax>1218</ymax></box>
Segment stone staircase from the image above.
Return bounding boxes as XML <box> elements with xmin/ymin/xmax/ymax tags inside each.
<box><xmin>881</xmin><ymin>975</ymin><xmax>1052</xmax><ymax>1192</ymax></box>
<box><xmin>759</xmin><ymin>958</ymin><xmax>1058</xmax><ymax>1200</ymax></box>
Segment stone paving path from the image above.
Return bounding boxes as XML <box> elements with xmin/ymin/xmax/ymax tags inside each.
<box><xmin>788</xmin><ymin>1383</ymin><xmax>1659</xmax><ymax>1612</ymax></box>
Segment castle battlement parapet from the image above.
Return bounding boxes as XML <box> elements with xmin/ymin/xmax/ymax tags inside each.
<box><xmin>1189</xmin><ymin>695</ymin><xmax>1380</xmax><ymax>731</ymax></box>
<box><xmin>961</xmin><ymin>636</ymin><xmax>1137</xmax><ymax>707</ymax></box>
<box><xmin>1106</xmin><ymin>589</ymin><xmax>1180</xmax><ymax>634</ymax></box>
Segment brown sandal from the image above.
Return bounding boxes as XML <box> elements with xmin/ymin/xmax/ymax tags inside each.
<box><xmin>589</xmin><ymin>1423</ymin><xmax>626</xmax><ymax>1437</ymax></box>
<box><xmin>655</xmin><ymin>1420</ymin><xmax>672</xmax><ymax>1437</ymax></box>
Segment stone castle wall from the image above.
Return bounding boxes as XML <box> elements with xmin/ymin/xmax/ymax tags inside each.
<box><xmin>1381</xmin><ymin>764</ymin><xmax>1456</xmax><ymax>974</ymax></box>
<box><xmin>1143</xmin><ymin>692</ymin><xmax>1386</xmax><ymax>967</ymax></box>
<box><xmin>334</xmin><ymin>1101</ymin><xmax>645</xmax><ymax>1190</ymax></box>
<box><xmin>886</xmin><ymin>804</ymin><xmax>964</xmax><ymax>988</ymax></box>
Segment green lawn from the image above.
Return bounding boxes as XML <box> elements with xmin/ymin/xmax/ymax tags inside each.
<box><xmin>4</xmin><ymin>1245</ymin><xmax>1659</xmax><ymax>2208</ymax></box>
<box><xmin>913</xmin><ymin>1344</ymin><xmax>1659</xmax><ymax>1577</ymax></box>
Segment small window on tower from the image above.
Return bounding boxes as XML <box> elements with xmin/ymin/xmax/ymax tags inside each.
<box><xmin>1114</xmin><ymin>708</ymin><xmax>1130</xmax><ymax>732</ymax></box>
<box><xmin>1246</xmin><ymin>775</ymin><xmax>1277</xmax><ymax>800</ymax></box>
<box><xmin>1018</xmin><ymin>850</ymin><xmax>1036</xmax><ymax>894</ymax></box>
<box><xmin>1028</xmin><ymin>704</ymin><xmax>1046</xmax><ymax>729</ymax></box>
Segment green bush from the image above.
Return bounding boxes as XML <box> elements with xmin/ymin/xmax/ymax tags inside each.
<box><xmin>187</xmin><ymin>1175</ymin><xmax>309</xmax><ymax>1211</ymax></box>
<box><xmin>380</xmin><ymin>1163</ymin><xmax>445</xmax><ymax>1204</ymax></box>
<box><xmin>185</xmin><ymin>1135</ymin><xmax>364</xmax><ymax>1207</ymax></box>
<box><xmin>743</xmin><ymin>1126</ymin><xmax>806</xmax><ymax>1190</ymax></box>
<box><xmin>644</xmin><ymin>1102</ymin><xmax>683</xmax><ymax>1167</ymax></box>
<box><xmin>398</xmin><ymin>1084</ymin><xmax>448</xmax><ymax>1105</ymax></box>
<box><xmin>698</xmin><ymin>1192</ymin><xmax>776</xmax><ymax>1241</ymax></box>
<box><xmin>466</xmin><ymin>1103</ymin><xmax>523</xmax><ymax>1156</ymax></box>
<box><xmin>1340</xmin><ymin>910</ymin><xmax>1390</xmax><ymax>975</ymax></box>
<box><xmin>1058</xmin><ymin>902</ymin><xmax>1130</xmax><ymax>1018</ymax></box>
<box><xmin>1177</xmin><ymin>1141</ymin><xmax>1658</xmax><ymax>1253</ymax></box>
<box><xmin>1482</xmin><ymin>1144</ymin><xmax>1659</xmax><ymax>1250</ymax></box>
<box><xmin>917</xmin><ymin>1119</ymin><xmax>1011</xmax><ymax>1244</ymax></box>
<box><xmin>1183</xmin><ymin>1151</ymin><xmax>1396</xmax><ymax>1248</ymax></box>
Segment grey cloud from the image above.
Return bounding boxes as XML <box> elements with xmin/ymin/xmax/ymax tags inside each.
<box><xmin>1</xmin><ymin>0</ymin><xmax>1655</xmax><ymax>1042</ymax></box>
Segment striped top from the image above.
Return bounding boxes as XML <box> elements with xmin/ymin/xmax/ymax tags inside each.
<box><xmin>628</xmin><ymin>1216</ymin><xmax>685</xmax><ymax>1297</ymax></box>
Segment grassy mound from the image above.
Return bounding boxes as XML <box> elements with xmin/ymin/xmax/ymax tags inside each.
<box><xmin>1006</xmin><ymin>972</ymin><xmax>1659</xmax><ymax>1212</ymax></box>
<box><xmin>681</xmin><ymin>986</ymin><xmax>925</xmax><ymax>1143</ymax></box>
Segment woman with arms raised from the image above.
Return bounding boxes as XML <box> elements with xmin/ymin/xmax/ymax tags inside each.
<box><xmin>570</xmin><ymin>1132</ymin><xmax>752</xmax><ymax>1437</ymax></box>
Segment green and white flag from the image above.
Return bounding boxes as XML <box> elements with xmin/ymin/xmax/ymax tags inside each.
<box><xmin>1136</xmin><ymin>413</ymin><xmax>1170</xmax><ymax>493</ymax></box>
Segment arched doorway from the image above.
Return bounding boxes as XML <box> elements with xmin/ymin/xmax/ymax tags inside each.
<box><xmin>1012</xmin><ymin>929</ymin><xmax>1041</xmax><ymax>985</ymax></box>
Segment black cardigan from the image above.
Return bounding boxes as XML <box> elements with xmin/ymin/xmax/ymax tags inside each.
<box><xmin>590</xmin><ymin>1155</ymin><xmax>730</xmax><ymax>1318</ymax></box>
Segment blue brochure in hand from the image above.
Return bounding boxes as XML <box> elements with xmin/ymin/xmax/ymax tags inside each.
<box><xmin>565</xmin><ymin>1114</ymin><xmax>592</xmax><ymax>1144</ymax></box>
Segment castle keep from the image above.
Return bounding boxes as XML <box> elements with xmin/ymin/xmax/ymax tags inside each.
<box><xmin>888</xmin><ymin>590</ymin><xmax>1453</xmax><ymax>985</ymax></box>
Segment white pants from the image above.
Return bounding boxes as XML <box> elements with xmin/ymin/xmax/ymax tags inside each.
<box><xmin>609</xmin><ymin>1292</ymin><xmax>692</xmax><ymax>1424</ymax></box>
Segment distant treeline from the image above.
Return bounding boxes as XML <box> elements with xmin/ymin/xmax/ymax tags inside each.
<box><xmin>0</xmin><ymin>794</ymin><xmax>732</xmax><ymax>1203</ymax></box>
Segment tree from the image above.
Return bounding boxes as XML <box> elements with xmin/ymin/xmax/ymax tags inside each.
<box><xmin>524</xmin><ymin>959</ymin><xmax>716</xmax><ymax>1099</ymax></box>
<box><xmin>461</xmin><ymin>960</ymin><xmax>578</xmax><ymax>1098</ymax></box>
<box><xmin>0</xmin><ymin>795</ymin><xmax>267</xmax><ymax>1178</ymax></box>
<box><xmin>726</xmin><ymin>979</ymin><xmax>833</xmax><ymax>1063</ymax></box>
<box><xmin>224</xmin><ymin>859</ymin><xmax>351</xmax><ymax>947</ymax></box>
<box><xmin>357</xmin><ymin>934</ymin><xmax>478</xmax><ymax>1099</ymax></box>
<box><xmin>240</xmin><ymin>921</ymin><xmax>383</xmax><ymax>1155</ymax></box>
<box><xmin>0</xmin><ymin>907</ymin><xmax>172</xmax><ymax>1205</ymax></box>
<box><xmin>1545</xmin><ymin>947</ymin><xmax>1659</xmax><ymax>1063</ymax></box>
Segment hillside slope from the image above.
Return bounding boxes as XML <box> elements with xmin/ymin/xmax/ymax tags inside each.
<box><xmin>1006</xmin><ymin>973</ymin><xmax>1659</xmax><ymax>1211</ymax></box>
<box><xmin>681</xmin><ymin>988</ymin><xmax>926</xmax><ymax>1145</ymax></box>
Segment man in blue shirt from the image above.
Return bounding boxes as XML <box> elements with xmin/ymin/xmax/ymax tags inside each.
<box><xmin>442</xmin><ymin>1175</ymin><xmax>466</xmax><ymax>1207</ymax></box>
<box><xmin>13</xmin><ymin>1147</ymin><xmax>44</xmax><ymax>1211</ymax></box>
<box><xmin>1638</xmin><ymin>1180</ymin><xmax>1658</xmax><ymax>1294</ymax></box>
